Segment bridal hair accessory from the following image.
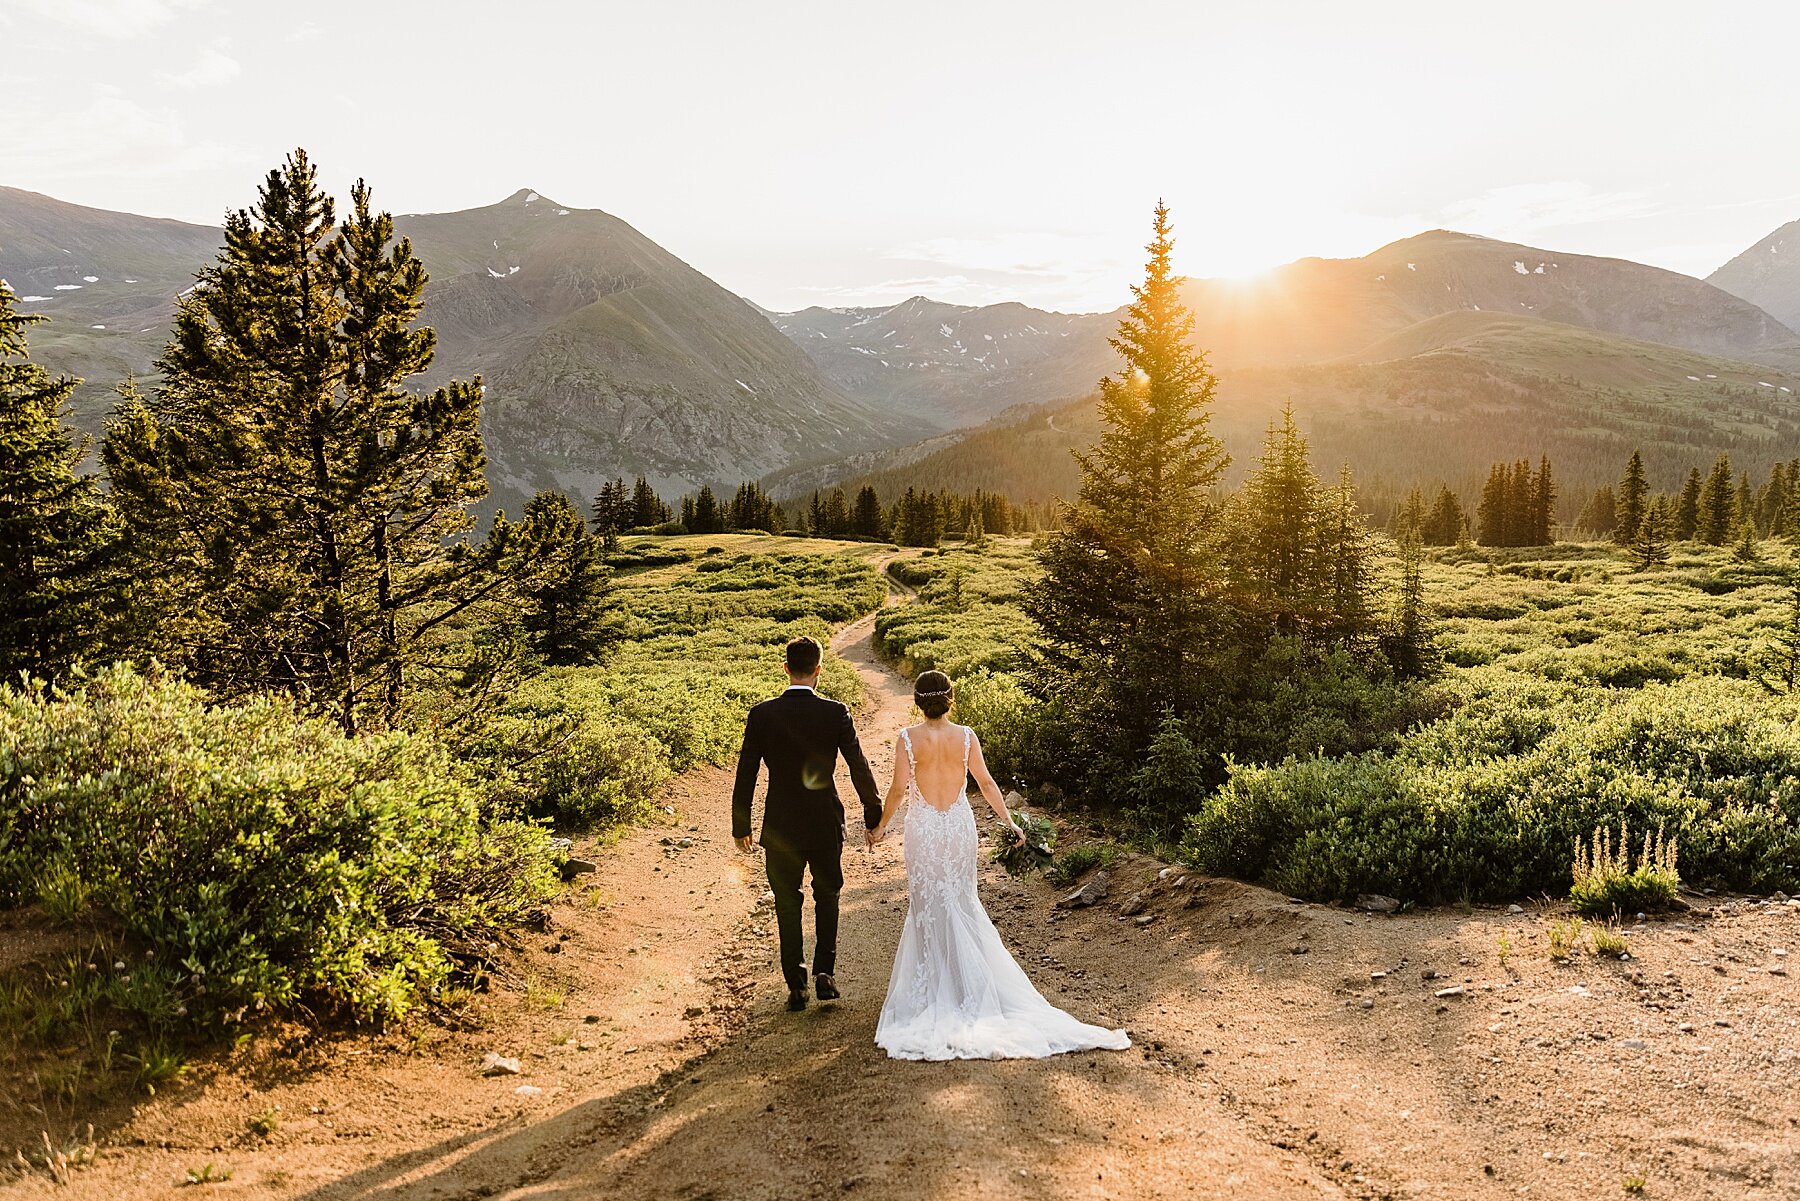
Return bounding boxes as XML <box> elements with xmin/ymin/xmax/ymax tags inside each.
<box><xmin>915</xmin><ymin>687</ymin><xmax>952</xmax><ymax>697</ymax></box>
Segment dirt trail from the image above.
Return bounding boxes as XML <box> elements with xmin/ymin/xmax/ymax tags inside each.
<box><xmin>8</xmin><ymin>564</ymin><xmax>1798</xmax><ymax>1200</ymax></box>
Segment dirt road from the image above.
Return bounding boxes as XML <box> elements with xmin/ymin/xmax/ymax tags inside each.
<box><xmin>8</xmin><ymin>564</ymin><xmax>1796</xmax><ymax>1200</ymax></box>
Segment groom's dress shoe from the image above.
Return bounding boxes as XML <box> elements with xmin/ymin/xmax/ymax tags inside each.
<box><xmin>786</xmin><ymin>987</ymin><xmax>809</xmax><ymax>1011</ymax></box>
<box><xmin>814</xmin><ymin>974</ymin><xmax>840</xmax><ymax>1002</ymax></box>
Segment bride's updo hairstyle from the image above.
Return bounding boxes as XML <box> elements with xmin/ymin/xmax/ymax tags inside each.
<box><xmin>914</xmin><ymin>670</ymin><xmax>954</xmax><ymax>719</ymax></box>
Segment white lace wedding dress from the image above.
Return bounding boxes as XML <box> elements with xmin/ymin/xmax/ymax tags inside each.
<box><xmin>875</xmin><ymin>724</ymin><xmax>1132</xmax><ymax>1061</ymax></box>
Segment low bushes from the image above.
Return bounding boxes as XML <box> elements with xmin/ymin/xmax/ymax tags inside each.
<box><xmin>1181</xmin><ymin>671</ymin><xmax>1800</xmax><ymax>903</ymax></box>
<box><xmin>0</xmin><ymin>666</ymin><xmax>558</xmax><ymax>1028</ymax></box>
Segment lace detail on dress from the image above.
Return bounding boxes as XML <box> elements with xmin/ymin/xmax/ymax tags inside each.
<box><xmin>876</xmin><ymin>723</ymin><xmax>1131</xmax><ymax>1062</ymax></box>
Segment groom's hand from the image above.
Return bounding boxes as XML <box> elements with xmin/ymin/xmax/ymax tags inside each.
<box><xmin>735</xmin><ymin>836</ymin><xmax>753</xmax><ymax>853</ymax></box>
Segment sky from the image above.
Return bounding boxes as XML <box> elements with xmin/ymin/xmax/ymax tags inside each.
<box><xmin>4</xmin><ymin>0</ymin><xmax>1800</xmax><ymax>314</ymax></box>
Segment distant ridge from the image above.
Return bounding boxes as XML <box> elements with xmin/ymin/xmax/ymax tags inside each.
<box><xmin>0</xmin><ymin>185</ymin><xmax>927</xmax><ymax>509</ymax></box>
<box><xmin>1709</xmin><ymin>218</ymin><xmax>1800</xmax><ymax>336</ymax></box>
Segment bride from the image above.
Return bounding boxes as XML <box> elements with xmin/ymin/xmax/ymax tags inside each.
<box><xmin>868</xmin><ymin>670</ymin><xmax>1131</xmax><ymax>1061</ymax></box>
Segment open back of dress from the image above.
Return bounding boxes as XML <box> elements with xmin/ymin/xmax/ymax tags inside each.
<box><xmin>875</xmin><ymin>724</ymin><xmax>1132</xmax><ymax>1061</ymax></box>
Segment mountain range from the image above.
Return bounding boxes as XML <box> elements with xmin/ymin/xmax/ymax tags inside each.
<box><xmin>8</xmin><ymin>178</ymin><xmax>1800</xmax><ymax>515</ymax></box>
<box><xmin>0</xmin><ymin>185</ymin><xmax>926</xmax><ymax>513</ymax></box>
<box><xmin>769</xmin><ymin>230</ymin><xmax>1800</xmax><ymax>508</ymax></box>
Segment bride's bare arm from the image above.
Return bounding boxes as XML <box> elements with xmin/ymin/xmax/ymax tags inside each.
<box><xmin>968</xmin><ymin>733</ymin><xmax>1022</xmax><ymax>840</ymax></box>
<box><xmin>870</xmin><ymin>741</ymin><xmax>911</xmax><ymax>843</ymax></box>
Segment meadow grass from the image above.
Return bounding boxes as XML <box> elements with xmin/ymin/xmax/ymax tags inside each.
<box><xmin>873</xmin><ymin>534</ymin><xmax>1800</xmax><ymax>903</ymax></box>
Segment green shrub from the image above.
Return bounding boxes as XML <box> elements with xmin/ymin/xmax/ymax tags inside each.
<box><xmin>0</xmin><ymin>666</ymin><xmax>559</xmax><ymax>1027</ymax></box>
<box><xmin>1570</xmin><ymin>822</ymin><xmax>1680</xmax><ymax>916</ymax></box>
<box><xmin>1181</xmin><ymin>674</ymin><xmax>1800</xmax><ymax>903</ymax></box>
<box><xmin>1045</xmin><ymin>842</ymin><xmax>1121</xmax><ymax>887</ymax></box>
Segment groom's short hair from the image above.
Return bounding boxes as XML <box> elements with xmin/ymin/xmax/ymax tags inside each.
<box><xmin>786</xmin><ymin>636</ymin><xmax>822</xmax><ymax>675</ymax></box>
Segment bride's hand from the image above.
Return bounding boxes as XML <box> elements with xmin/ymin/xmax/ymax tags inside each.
<box><xmin>1007</xmin><ymin>822</ymin><xmax>1025</xmax><ymax>846</ymax></box>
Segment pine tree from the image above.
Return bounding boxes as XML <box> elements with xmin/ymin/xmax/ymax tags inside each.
<box><xmin>1231</xmin><ymin>405</ymin><xmax>1326</xmax><ymax>633</ymax></box>
<box><xmin>515</xmin><ymin>490</ymin><xmax>620</xmax><ymax>665</ymax></box>
<box><xmin>807</xmin><ymin>490</ymin><xmax>828</xmax><ymax>535</ymax></box>
<box><xmin>0</xmin><ymin>282</ymin><xmax>114</xmax><ymax>680</ymax></box>
<box><xmin>591</xmin><ymin>477</ymin><xmax>629</xmax><ymax>552</ymax></box>
<box><xmin>1576</xmin><ymin>485</ymin><xmax>1617</xmax><ymax>539</ymax></box>
<box><xmin>103</xmin><ymin>153</ymin><xmax>492</xmax><ymax>734</ymax></box>
<box><xmin>631</xmin><ymin>476</ymin><xmax>669</xmax><ymax>527</ymax></box>
<box><xmin>691</xmin><ymin>485</ymin><xmax>721</xmax><ymax>534</ymax></box>
<box><xmin>1675</xmin><ymin>468</ymin><xmax>1703</xmax><ymax>540</ymax></box>
<box><xmin>1391</xmin><ymin>484</ymin><xmax>1426</xmax><ymax>540</ymax></box>
<box><xmin>1697</xmin><ymin>454</ymin><xmax>1737</xmax><ymax>545</ymax></box>
<box><xmin>1732</xmin><ymin>516</ymin><xmax>1762</xmax><ymax>564</ymax></box>
<box><xmin>1614</xmin><ymin>450</ymin><xmax>1648</xmax><ymax>546</ymax></box>
<box><xmin>1476</xmin><ymin>463</ymin><xmax>1509</xmax><ymax>547</ymax></box>
<box><xmin>1422</xmin><ymin>485</ymin><xmax>1465</xmax><ymax>546</ymax></box>
<box><xmin>824</xmin><ymin>488</ymin><xmax>851</xmax><ymax>537</ymax></box>
<box><xmin>680</xmin><ymin>494</ymin><xmax>696</xmax><ymax>532</ymax></box>
<box><xmin>1387</xmin><ymin>525</ymin><xmax>1437</xmax><ymax>679</ymax></box>
<box><xmin>965</xmin><ymin>505</ymin><xmax>986</xmax><ymax>547</ymax></box>
<box><xmin>1531</xmin><ymin>456</ymin><xmax>1556</xmax><ymax>545</ymax></box>
<box><xmin>1631</xmin><ymin>496</ymin><xmax>1673</xmax><ymax>569</ymax></box>
<box><xmin>1028</xmin><ymin>202</ymin><xmax>1232</xmax><ymax>768</ymax></box>
<box><xmin>852</xmin><ymin>485</ymin><xmax>886</xmax><ymax>539</ymax></box>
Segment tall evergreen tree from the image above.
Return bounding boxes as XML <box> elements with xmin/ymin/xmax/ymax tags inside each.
<box><xmin>1391</xmin><ymin>484</ymin><xmax>1426</xmax><ymax>539</ymax></box>
<box><xmin>1631</xmin><ymin>495</ymin><xmax>1673</xmax><ymax>569</ymax></box>
<box><xmin>1675</xmin><ymin>467</ymin><xmax>1703</xmax><ymax>540</ymax></box>
<box><xmin>1576</xmin><ymin>485</ymin><xmax>1617</xmax><ymax>538</ymax></box>
<box><xmin>104</xmin><ymin>153</ymin><xmax>492</xmax><ymax>734</ymax></box>
<box><xmin>824</xmin><ymin>487</ymin><xmax>851</xmax><ymax>537</ymax></box>
<box><xmin>630</xmin><ymin>475</ymin><xmax>669</xmax><ymax>527</ymax></box>
<box><xmin>591</xmin><ymin>477</ymin><xmax>629</xmax><ymax>551</ymax></box>
<box><xmin>1028</xmin><ymin>202</ymin><xmax>1232</xmax><ymax>765</ymax></box>
<box><xmin>0</xmin><ymin>283</ymin><xmax>114</xmax><ymax>680</ymax></box>
<box><xmin>1387</xmin><ymin>525</ymin><xmax>1437</xmax><ymax>679</ymax></box>
<box><xmin>1531</xmin><ymin>455</ymin><xmax>1556</xmax><ymax>545</ymax></box>
<box><xmin>1614</xmin><ymin>450</ymin><xmax>1648</xmax><ymax>546</ymax></box>
<box><xmin>1422</xmin><ymin>485</ymin><xmax>1465</xmax><ymax>546</ymax></box>
<box><xmin>1231</xmin><ymin>405</ymin><xmax>1326</xmax><ymax>633</ymax></box>
<box><xmin>515</xmin><ymin>490</ymin><xmax>620</xmax><ymax>665</ymax></box>
<box><xmin>690</xmin><ymin>485</ymin><xmax>722</xmax><ymax>534</ymax></box>
<box><xmin>1476</xmin><ymin>463</ymin><xmax>1509</xmax><ymax>547</ymax></box>
<box><xmin>1697</xmin><ymin>453</ymin><xmax>1737</xmax><ymax>545</ymax></box>
<box><xmin>852</xmin><ymin>485</ymin><xmax>886</xmax><ymax>539</ymax></box>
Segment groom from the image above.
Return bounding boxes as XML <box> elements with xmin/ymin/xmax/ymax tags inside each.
<box><xmin>733</xmin><ymin>636</ymin><xmax>882</xmax><ymax>1011</ymax></box>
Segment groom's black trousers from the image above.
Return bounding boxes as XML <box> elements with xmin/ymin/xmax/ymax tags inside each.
<box><xmin>764</xmin><ymin>837</ymin><xmax>843</xmax><ymax>992</ymax></box>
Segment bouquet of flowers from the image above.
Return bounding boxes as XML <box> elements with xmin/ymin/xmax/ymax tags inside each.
<box><xmin>989</xmin><ymin>808</ymin><xmax>1056</xmax><ymax>878</ymax></box>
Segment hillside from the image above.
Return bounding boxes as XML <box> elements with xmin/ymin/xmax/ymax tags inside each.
<box><xmin>771</xmin><ymin>296</ymin><xmax>1115</xmax><ymax>428</ymax></box>
<box><xmin>774</xmin><ymin>312</ymin><xmax>1800</xmax><ymax>512</ymax></box>
<box><xmin>772</xmin><ymin>231</ymin><xmax>1800</xmax><ymax>435</ymax></box>
<box><xmin>1708</xmin><ymin>218</ymin><xmax>1800</xmax><ymax>335</ymax></box>
<box><xmin>0</xmin><ymin>186</ymin><xmax>925</xmax><ymax>509</ymax></box>
<box><xmin>1184</xmin><ymin>229</ymin><xmax>1800</xmax><ymax>369</ymax></box>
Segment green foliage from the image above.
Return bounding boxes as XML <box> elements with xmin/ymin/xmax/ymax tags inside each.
<box><xmin>510</xmin><ymin>489</ymin><xmax>621</xmax><ymax>666</ymax></box>
<box><xmin>989</xmin><ymin>810</ymin><xmax>1055</xmax><ymax>878</ymax></box>
<box><xmin>0</xmin><ymin>282</ymin><xmax>115</xmax><ymax>681</ymax></box>
<box><xmin>1547</xmin><ymin>915</ymin><xmax>1585</xmax><ymax>962</ymax></box>
<box><xmin>1180</xmin><ymin>670</ymin><xmax>1800</xmax><ymax>903</ymax></box>
<box><xmin>1697</xmin><ymin>453</ymin><xmax>1738</xmax><ymax>545</ymax></box>
<box><xmin>1590</xmin><ymin>923</ymin><xmax>1631</xmax><ymax>959</ymax></box>
<box><xmin>454</xmin><ymin>538</ymin><xmax>885</xmax><ymax>827</ymax></box>
<box><xmin>1029</xmin><ymin>203</ymin><xmax>1232</xmax><ymax>763</ymax></box>
<box><xmin>1570</xmin><ymin>822</ymin><xmax>1680</xmax><ymax>917</ymax></box>
<box><xmin>102</xmin><ymin>152</ymin><xmax>493</xmax><ymax>735</ymax></box>
<box><xmin>1045</xmin><ymin>842</ymin><xmax>1123</xmax><ymax>887</ymax></box>
<box><xmin>0</xmin><ymin>666</ymin><xmax>559</xmax><ymax>1026</ymax></box>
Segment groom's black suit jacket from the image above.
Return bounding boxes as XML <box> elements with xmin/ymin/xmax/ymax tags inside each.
<box><xmin>733</xmin><ymin>686</ymin><xmax>882</xmax><ymax>855</ymax></box>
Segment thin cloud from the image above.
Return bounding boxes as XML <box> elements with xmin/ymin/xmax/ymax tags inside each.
<box><xmin>158</xmin><ymin>41</ymin><xmax>241</xmax><ymax>90</ymax></box>
<box><xmin>1437</xmin><ymin>181</ymin><xmax>1662</xmax><ymax>238</ymax></box>
<box><xmin>16</xmin><ymin>0</ymin><xmax>210</xmax><ymax>38</ymax></box>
